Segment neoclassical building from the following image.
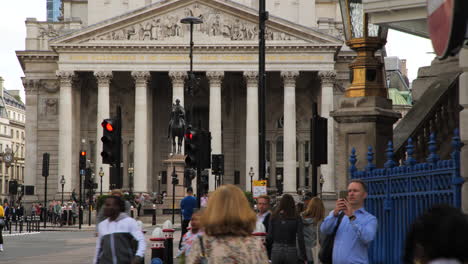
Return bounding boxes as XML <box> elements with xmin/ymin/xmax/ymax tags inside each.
<box><xmin>0</xmin><ymin>77</ymin><xmax>26</xmax><ymax>203</ymax></box>
<box><xmin>17</xmin><ymin>0</ymin><xmax>352</xmax><ymax>200</ymax></box>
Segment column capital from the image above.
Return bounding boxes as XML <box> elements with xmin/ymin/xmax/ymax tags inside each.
<box><xmin>318</xmin><ymin>71</ymin><xmax>337</xmax><ymax>85</ymax></box>
<box><xmin>169</xmin><ymin>71</ymin><xmax>187</xmax><ymax>85</ymax></box>
<box><xmin>94</xmin><ymin>71</ymin><xmax>113</xmax><ymax>85</ymax></box>
<box><xmin>56</xmin><ymin>71</ymin><xmax>76</xmax><ymax>84</ymax></box>
<box><xmin>206</xmin><ymin>71</ymin><xmax>224</xmax><ymax>86</ymax></box>
<box><xmin>131</xmin><ymin>71</ymin><xmax>151</xmax><ymax>84</ymax></box>
<box><xmin>22</xmin><ymin>78</ymin><xmax>41</xmax><ymax>94</ymax></box>
<box><xmin>243</xmin><ymin>71</ymin><xmax>258</xmax><ymax>86</ymax></box>
<box><xmin>281</xmin><ymin>71</ymin><xmax>300</xmax><ymax>86</ymax></box>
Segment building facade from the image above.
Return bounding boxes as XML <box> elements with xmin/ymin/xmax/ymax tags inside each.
<box><xmin>0</xmin><ymin>77</ymin><xmax>26</xmax><ymax>203</ymax></box>
<box><xmin>18</xmin><ymin>0</ymin><xmax>354</xmax><ymax>201</ymax></box>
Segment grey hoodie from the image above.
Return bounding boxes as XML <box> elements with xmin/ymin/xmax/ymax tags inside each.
<box><xmin>301</xmin><ymin>215</ymin><xmax>321</xmax><ymax>262</ymax></box>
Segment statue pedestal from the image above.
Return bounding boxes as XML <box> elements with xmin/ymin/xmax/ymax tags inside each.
<box><xmin>163</xmin><ymin>154</ymin><xmax>186</xmax><ymax>209</ymax></box>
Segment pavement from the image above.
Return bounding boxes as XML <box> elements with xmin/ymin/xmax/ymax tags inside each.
<box><xmin>0</xmin><ymin>214</ymin><xmax>183</xmax><ymax>264</ymax></box>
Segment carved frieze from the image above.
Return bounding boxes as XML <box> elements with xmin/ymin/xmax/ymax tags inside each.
<box><xmin>39</xmin><ymin>98</ymin><xmax>59</xmax><ymax>118</ymax></box>
<box><xmin>91</xmin><ymin>4</ymin><xmax>299</xmax><ymax>42</ymax></box>
<box><xmin>38</xmin><ymin>24</ymin><xmax>64</xmax><ymax>39</ymax></box>
<box><xmin>22</xmin><ymin>78</ymin><xmax>41</xmax><ymax>94</ymax></box>
<box><xmin>40</xmin><ymin>79</ymin><xmax>60</xmax><ymax>93</ymax></box>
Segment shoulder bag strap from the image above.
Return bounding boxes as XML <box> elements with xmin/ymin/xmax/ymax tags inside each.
<box><xmin>332</xmin><ymin>213</ymin><xmax>345</xmax><ymax>236</ymax></box>
<box><xmin>198</xmin><ymin>236</ymin><xmax>206</xmax><ymax>257</ymax></box>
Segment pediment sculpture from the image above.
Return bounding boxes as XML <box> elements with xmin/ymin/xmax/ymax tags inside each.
<box><xmin>91</xmin><ymin>3</ymin><xmax>299</xmax><ymax>42</ymax></box>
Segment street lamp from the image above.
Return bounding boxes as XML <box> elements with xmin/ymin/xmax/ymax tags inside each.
<box><xmin>276</xmin><ymin>174</ymin><xmax>282</xmax><ymax>195</ymax></box>
<box><xmin>338</xmin><ymin>0</ymin><xmax>388</xmax><ymax>98</ymax></box>
<box><xmin>249</xmin><ymin>167</ymin><xmax>254</xmax><ymax>194</ymax></box>
<box><xmin>180</xmin><ymin>16</ymin><xmax>203</xmax><ymax>96</ymax></box>
<box><xmin>128</xmin><ymin>166</ymin><xmax>134</xmax><ymax>195</ymax></box>
<box><xmin>157</xmin><ymin>172</ymin><xmax>162</xmax><ymax>196</ymax></box>
<box><xmin>98</xmin><ymin>167</ymin><xmax>104</xmax><ymax>196</ymax></box>
<box><xmin>60</xmin><ymin>175</ymin><xmax>65</xmax><ymax>205</ymax></box>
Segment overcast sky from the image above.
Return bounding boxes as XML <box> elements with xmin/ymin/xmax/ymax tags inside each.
<box><xmin>0</xmin><ymin>0</ymin><xmax>435</xmax><ymax>101</ymax></box>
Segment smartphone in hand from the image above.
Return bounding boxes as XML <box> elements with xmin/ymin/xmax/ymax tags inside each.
<box><xmin>339</xmin><ymin>190</ymin><xmax>348</xmax><ymax>200</ymax></box>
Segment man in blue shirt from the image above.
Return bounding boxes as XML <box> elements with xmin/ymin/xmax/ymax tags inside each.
<box><xmin>320</xmin><ymin>179</ymin><xmax>377</xmax><ymax>264</ymax></box>
<box><xmin>179</xmin><ymin>187</ymin><xmax>197</xmax><ymax>248</ymax></box>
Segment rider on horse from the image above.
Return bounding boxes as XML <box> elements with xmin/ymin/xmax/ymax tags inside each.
<box><xmin>168</xmin><ymin>99</ymin><xmax>186</xmax><ymax>138</ymax></box>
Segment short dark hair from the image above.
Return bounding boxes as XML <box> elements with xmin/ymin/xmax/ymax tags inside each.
<box><xmin>403</xmin><ymin>204</ymin><xmax>468</xmax><ymax>263</ymax></box>
<box><xmin>107</xmin><ymin>195</ymin><xmax>126</xmax><ymax>212</ymax></box>
<box><xmin>187</xmin><ymin>187</ymin><xmax>193</xmax><ymax>193</ymax></box>
<box><xmin>349</xmin><ymin>179</ymin><xmax>368</xmax><ymax>192</ymax></box>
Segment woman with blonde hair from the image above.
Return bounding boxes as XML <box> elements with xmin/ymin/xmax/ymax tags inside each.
<box><xmin>187</xmin><ymin>184</ymin><xmax>269</xmax><ymax>264</ymax></box>
<box><xmin>301</xmin><ymin>197</ymin><xmax>325</xmax><ymax>264</ymax></box>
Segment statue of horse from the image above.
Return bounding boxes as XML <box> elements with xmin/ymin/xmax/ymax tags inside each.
<box><xmin>168</xmin><ymin>99</ymin><xmax>186</xmax><ymax>154</ymax></box>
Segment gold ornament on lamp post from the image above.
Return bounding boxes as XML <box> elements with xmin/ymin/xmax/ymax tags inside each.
<box><xmin>339</xmin><ymin>0</ymin><xmax>388</xmax><ymax>98</ymax></box>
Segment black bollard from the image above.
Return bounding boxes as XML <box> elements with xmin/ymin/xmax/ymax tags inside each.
<box><xmin>152</xmin><ymin>209</ymin><xmax>156</xmax><ymax>226</ymax></box>
<box><xmin>15</xmin><ymin>219</ymin><xmax>18</xmax><ymax>231</ymax></box>
<box><xmin>9</xmin><ymin>217</ymin><xmax>12</xmax><ymax>234</ymax></box>
<box><xmin>150</xmin><ymin>237</ymin><xmax>166</xmax><ymax>261</ymax></box>
<box><xmin>19</xmin><ymin>217</ymin><xmax>23</xmax><ymax>233</ymax></box>
<box><xmin>163</xmin><ymin>228</ymin><xmax>175</xmax><ymax>264</ymax></box>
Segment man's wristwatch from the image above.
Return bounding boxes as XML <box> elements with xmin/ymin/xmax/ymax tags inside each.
<box><xmin>349</xmin><ymin>215</ymin><xmax>356</xmax><ymax>221</ymax></box>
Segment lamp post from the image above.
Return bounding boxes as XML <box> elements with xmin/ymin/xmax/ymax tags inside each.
<box><xmin>180</xmin><ymin>16</ymin><xmax>203</xmax><ymax>99</ymax></box>
<box><xmin>98</xmin><ymin>167</ymin><xmax>104</xmax><ymax>196</ymax></box>
<box><xmin>60</xmin><ymin>175</ymin><xmax>65</xmax><ymax>205</ymax></box>
<box><xmin>128</xmin><ymin>166</ymin><xmax>134</xmax><ymax>195</ymax></box>
<box><xmin>276</xmin><ymin>174</ymin><xmax>282</xmax><ymax>195</ymax></box>
<box><xmin>157</xmin><ymin>173</ymin><xmax>162</xmax><ymax>196</ymax></box>
<box><xmin>338</xmin><ymin>0</ymin><xmax>388</xmax><ymax>98</ymax></box>
<box><xmin>249</xmin><ymin>167</ymin><xmax>254</xmax><ymax>194</ymax></box>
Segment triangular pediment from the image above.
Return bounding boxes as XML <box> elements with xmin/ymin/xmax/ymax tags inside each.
<box><xmin>51</xmin><ymin>0</ymin><xmax>342</xmax><ymax>47</ymax></box>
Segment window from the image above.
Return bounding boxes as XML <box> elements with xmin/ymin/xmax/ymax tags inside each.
<box><xmin>16</xmin><ymin>130</ymin><xmax>19</xmax><ymax>139</ymax></box>
<box><xmin>3</xmin><ymin>126</ymin><xmax>6</xmax><ymax>134</ymax></box>
<box><xmin>0</xmin><ymin>144</ymin><xmax>2</xmax><ymax>152</ymax></box>
<box><xmin>21</xmin><ymin>146</ymin><xmax>24</xmax><ymax>158</ymax></box>
<box><xmin>21</xmin><ymin>132</ymin><xmax>24</xmax><ymax>140</ymax></box>
<box><xmin>276</xmin><ymin>136</ymin><xmax>284</xmax><ymax>162</ymax></box>
<box><xmin>10</xmin><ymin>129</ymin><xmax>13</xmax><ymax>137</ymax></box>
<box><xmin>13</xmin><ymin>112</ymin><xmax>16</xmax><ymax>120</ymax></box>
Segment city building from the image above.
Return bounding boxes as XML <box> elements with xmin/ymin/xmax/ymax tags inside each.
<box><xmin>17</xmin><ymin>0</ymin><xmax>358</xmax><ymax>201</ymax></box>
<box><xmin>0</xmin><ymin>77</ymin><xmax>26</xmax><ymax>203</ymax></box>
<box><xmin>47</xmin><ymin>0</ymin><xmax>62</xmax><ymax>22</ymax></box>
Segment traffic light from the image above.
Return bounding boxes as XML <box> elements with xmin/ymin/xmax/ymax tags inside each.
<box><xmin>198</xmin><ymin>131</ymin><xmax>211</xmax><ymax>170</ymax></box>
<box><xmin>185</xmin><ymin>127</ymin><xmax>199</xmax><ymax>168</ymax></box>
<box><xmin>84</xmin><ymin>168</ymin><xmax>92</xmax><ymax>189</ymax></box>
<box><xmin>101</xmin><ymin>118</ymin><xmax>121</xmax><ymax>165</ymax></box>
<box><xmin>184</xmin><ymin>168</ymin><xmax>196</xmax><ymax>188</ymax></box>
<box><xmin>42</xmin><ymin>152</ymin><xmax>50</xmax><ymax>177</ymax></box>
<box><xmin>79</xmin><ymin>151</ymin><xmax>86</xmax><ymax>171</ymax></box>
<box><xmin>212</xmin><ymin>154</ymin><xmax>224</xmax><ymax>175</ymax></box>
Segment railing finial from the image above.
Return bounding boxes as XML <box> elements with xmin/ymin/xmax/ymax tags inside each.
<box><xmin>405</xmin><ymin>137</ymin><xmax>417</xmax><ymax>166</ymax></box>
<box><xmin>451</xmin><ymin>129</ymin><xmax>462</xmax><ymax>163</ymax></box>
<box><xmin>427</xmin><ymin>132</ymin><xmax>439</xmax><ymax>164</ymax></box>
<box><xmin>366</xmin><ymin>146</ymin><xmax>375</xmax><ymax>171</ymax></box>
<box><xmin>384</xmin><ymin>141</ymin><xmax>397</xmax><ymax>168</ymax></box>
<box><xmin>349</xmin><ymin>147</ymin><xmax>357</xmax><ymax>175</ymax></box>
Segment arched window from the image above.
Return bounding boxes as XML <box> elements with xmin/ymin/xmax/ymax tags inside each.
<box><xmin>276</xmin><ymin>136</ymin><xmax>283</xmax><ymax>162</ymax></box>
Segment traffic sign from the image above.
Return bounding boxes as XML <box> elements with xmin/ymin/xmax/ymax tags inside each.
<box><xmin>253</xmin><ymin>180</ymin><xmax>267</xmax><ymax>198</ymax></box>
<box><xmin>427</xmin><ymin>0</ymin><xmax>468</xmax><ymax>58</ymax></box>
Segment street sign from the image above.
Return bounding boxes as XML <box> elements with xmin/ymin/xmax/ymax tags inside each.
<box><xmin>253</xmin><ymin>180</ymin><xmax>267</xmax><ymax>198</ymax></box>
<box><xmin>427</xmin><ymin>0</ymin><xmax>468</xmax><ymax>58</ymax></box>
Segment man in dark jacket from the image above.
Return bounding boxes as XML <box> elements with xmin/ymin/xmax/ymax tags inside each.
<box><xmin>256</xmin><ymin>195</ymin><xmax>272</xmax><ymax>258</ymax></box>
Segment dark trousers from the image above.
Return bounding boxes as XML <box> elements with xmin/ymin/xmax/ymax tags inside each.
<box><xmin>271</xmin><ymin>243</ymin><xmax>298</xmax><ymax>264</ymax></box>
<box><xmin>0</xmin><ymin>225</ymin><xmax>3</xmax><ymax>244</ymax></box>
<box><xmin>179</xmin><ymin>219</ymin><xmax>191</xmax><ymax>248</ymax></box>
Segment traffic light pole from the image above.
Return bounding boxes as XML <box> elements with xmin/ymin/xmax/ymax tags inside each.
<box><xmin>79</xmin><ymin>169</ymin><xmax>83</xmax><ymax>230</ymax></box>
<box><xmin>115</xmin><ymin>106</ymin><xmax>122</xmax><ymax>189</ymax></box>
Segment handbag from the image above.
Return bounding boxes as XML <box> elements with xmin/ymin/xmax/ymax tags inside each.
<box><xmin>0</xmin><ymin>218</ymin><xmax>5</xmax><ymax>227</ymax></box>
<box><xmin>198</xmin><ymin>236</ymin><xmax>208</xmax><ymax>264</ymax></box>
<box><xmin>318</xmin><ymin>213</ymin><xmax>345</xmax><ymax>264</ymax></box>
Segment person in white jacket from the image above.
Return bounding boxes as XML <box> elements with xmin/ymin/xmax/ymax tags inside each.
<box><xmin>94</xmin><ymin>196</ymin><xmax>146</xmax><ymax>264</ymax></box>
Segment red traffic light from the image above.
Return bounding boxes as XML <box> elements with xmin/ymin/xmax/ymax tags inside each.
<box><xmin>185</xmin><ymin>133</ymin><xmax>193</xmax><ymax>140</ymax></box>
<box><xmin>80</xmin><ymin>151</ymin><xmax>86</xmax><ymax>156</ymax></box>
<box><xmin>101</xmin><ymin>120</ymin><xmax>114</xmax><ymax>132</ymax></box>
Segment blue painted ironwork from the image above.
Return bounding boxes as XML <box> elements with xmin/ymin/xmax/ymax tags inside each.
<box><xmin>349</xmin><ymin>130</ymin><xmax>464</xmax><ymax>264</ymax></box>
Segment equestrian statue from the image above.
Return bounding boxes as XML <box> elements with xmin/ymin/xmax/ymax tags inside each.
<box><xmin>168</xmin><ymin>99</ymin><xmax>186</xmax><ymax>154</ymax></box>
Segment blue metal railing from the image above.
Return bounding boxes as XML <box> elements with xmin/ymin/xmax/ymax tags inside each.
<box><xmin>350</xmin><ymin>129</ymin><xmax>464</xmax><ymax>264</ymax></box>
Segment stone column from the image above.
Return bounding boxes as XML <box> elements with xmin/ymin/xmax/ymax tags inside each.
<box><xmin>298</xmin><ymin>141</ymin><xmax>305</xmax><ymax>189</ymax></box>
<box><xmin>459</xmin><ymin>49</ymin><xmax>468</xmax><ymax>213</ymax></box>
<box><xmin>169</xmin><ymin>71</ymin><xmax>187</xmax><ymax>107</ymax></box>
<box><xmin>244</xmin><ymin>71</ymin><xmax>259</xmax><ymax>192</ymax></box>
<box><xmin>281</xmin><ymin>71</ymin><xmax>299</xmax><ymax>195</ymax></box>
<box><xmin>122</xmin><ymin>139</ymin><xmax>129</xmax><ymax>190</ymax></box>
<box><xmin>94</xmin><ymin>71</ymin><xmax>112</xmax><ymax>193</ymax></box>
<box><xmin>319</xmin><ymin>71</ymin><xmax>337</xmax><ymax>194</ymax></box>
<box><xmin>23</xmin><ymin>79</ymin><xmax>40</xmax><ymax>190</ymax></box>
<box><xmin>207</xmin><ymin>71</ymin><xmax>224</xmax><ymax>192</ymax></box>
<box><xmin>57</xmin><ymin>71</ymin><xmax>75</xmax><ymax>193</ymax></box>
<box><xmin>132</xmin><ymin>71</ymin><xmax>151</xmax><ymax>193</ymax></box>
